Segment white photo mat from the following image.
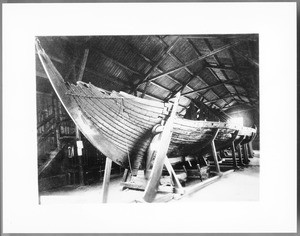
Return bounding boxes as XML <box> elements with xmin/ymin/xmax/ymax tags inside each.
<box><xmin>3</xmin><ymin>2</ymin><xmax>297</xmax><ymax>233</ymax></box>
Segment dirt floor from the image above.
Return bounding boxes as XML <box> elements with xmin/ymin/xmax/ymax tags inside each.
<box><xmin>40</xmin><ymin>152</ymin><xmax>260</xmax><ymax>204</ymax></box>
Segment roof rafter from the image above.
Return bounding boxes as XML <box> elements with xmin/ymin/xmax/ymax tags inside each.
<box><xmin>131</xmin><ymin>36</ymin><xmax>181</xmax><ymax>93</ymax></box>
<box><xmin>232</xmin><ymin>47</ymin><xmax>259</xmax><ymax>68</ymax></box>
<box><xmin>182</xmin><ymin>79</ymin><xmax>239</xmax><ymax>96</ymax></box>
<box><xmin>137</xmin><ymin>39</ymin><xmax>245</xmax><ymax>86</ymax></box>
<box><xmin>203</xmin><ymin>39</ymin><xmax>238</xmax><ymax>107</ymax></box>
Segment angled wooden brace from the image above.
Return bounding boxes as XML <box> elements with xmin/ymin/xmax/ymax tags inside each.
<box><xmin>143</xmin><ymin>92</ymin><xmax>181</xmax><ymax>203</ymax></box>
<box><xmin>229</xmin><ymin>130</ymin><xmax>240</xmax><ymax>169</ymax></box>
<box><xmin>164</xmin><ymin>156</ymin><xmax>185</xmax><ymax>194</ymax></box>
<box><xmin>210</xmin><ymin>128</ymin><xmax>221</xmax><ymax>175</ymax></box>
<box><xmin>247</xmin><ymin>126</ymin><xmax>257</xmax><ymax>158</ymax></box>
<box><xmin>236</xmin><ymin>135</ymin><xmax>246</xmax><ymax>166</ymax></box>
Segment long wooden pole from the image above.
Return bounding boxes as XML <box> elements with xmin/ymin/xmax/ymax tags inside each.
<box><xmin>210</xmin><ymin>129</ymin><xmax>221</xmax><ymax>174</ymax></box>
<box><xmin>76</xmin><ymin>128</ymin><xmax>85</xmax><ymax>185</ymax></box>
<box><xmin>76</xmin><ymin>49</ymin><xmax>89</xmax><ymax>185</ymax></box>
<box><xmin>102</xmin><ymin>157</ymin><xmax>112</xmax><ymax>203</ymax></box>
<box><xmin>143</xmin><ymin>93</ymin><xmax>180</xmax><ymax>202</ymax></box>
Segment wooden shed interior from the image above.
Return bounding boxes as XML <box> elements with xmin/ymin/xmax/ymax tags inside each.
<box><xmin>36</xmin><ymin>34</ymin><xmax>259</xmax><ymax>199</ymax></box>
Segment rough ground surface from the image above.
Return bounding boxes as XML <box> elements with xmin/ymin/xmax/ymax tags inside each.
<box><xmin>40</xmin><ymin>153</ymin><xmax>260</xmax><ymax>204</ymax></box>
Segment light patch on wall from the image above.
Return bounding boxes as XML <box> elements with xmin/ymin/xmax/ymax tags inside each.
<box><xmin>229</xmin><ymin>116</ymin><xmax>244</xmax><ymax>126</ymax></box>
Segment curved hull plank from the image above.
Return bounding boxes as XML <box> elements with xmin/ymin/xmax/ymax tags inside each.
<box><xmin>36</xmin><ymin>40</ymin><xmax>257</xmax><ymax>172</ymax></box>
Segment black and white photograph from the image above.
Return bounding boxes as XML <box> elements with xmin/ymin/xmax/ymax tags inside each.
<box><xmin>36</xmin><ymin>34</ymin><xmax>259</xmax><ymax>204</ymax></box>
<box><xmin>3</xmin><ymin>2</ymin><xmax>296</xmax><ymax>234</ymax></box>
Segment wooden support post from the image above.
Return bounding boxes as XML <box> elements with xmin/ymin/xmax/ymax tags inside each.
<box><xmin>248</xmin><ymin>142</ymin><xmax>254</xmax><ymax>158</ymax></box>
<box><xmin>122</xmin><ymin>168</ymin><xmax>129</xmax><ymax>182</ymax></box>
<box><xmin>76</xmin><ymin>128</ymin><xmax>85</xmax><ymax>185</ymax></box>
<box><xmin>102</xmin><ymin>157</ymin><xmax>112</xmax><ymax>203</ymax></box>
<box><xmin>231</xmin><ymin>142</ymin><xmax>238</xmax><ymax>168</ymax></box>
<box><xmin>237</xmin><ymin>144</ymin><xmax>245</xmax><ymax>166</ymax></box>
<box><xmin>211</xmin><ymin>129</ymin><xmax>221</xmax><ymax>175</ymax></box>
<box><xmin>243</xmin><ymin>144</ymin><xmax>249</xmax><ymax>164</ymax></box>
<box><xmin>196</xmin><ymin>164</ymin><xmax>203</xmax><ymax>181</ymax></box>
<box><xmin>52</xmin><ymin>95</ymin><xmax>61</xmax><ymax>149</ymax></box>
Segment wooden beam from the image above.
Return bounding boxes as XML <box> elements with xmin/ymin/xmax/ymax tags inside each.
<box><xmin>182</xmin><ymin>79</ymin><xmax>238</xmax><ymax>96</ymax></box>
<box><xmin>204</xmin><ymin>93</ymin><xmax>237</xmax><ymax>104</ymax></box>
<box><xmin>156</xmin><ymin>37</ymin><xmax>203</xmax><ymax>101</ymax></box>
<box><xmin>210</xmin><ymin>129</ymin><xmax>221</xmax><ymax>174</ymax></box>
<box><xmin>94</xmin><ymin>47</ymin><xmax>143</xmax><ymax>77</ymax></box>
<box><xmin>205</xmin><ymin>64</ymin><xmax>237</xmax><ymax>71</ymax></box>
<box><xmin>203</xmin><ymin>39</ymin><xmax>237</xmax><ymax>107</ymax></box>
<box><xmin>232</xmin><ymin>47</ymin><xmax>259</xmax><ymax>68</ymax></box>
<box><xmin>119</xmin><ymin>36</ymin><xmax>153</xmax><ymax>64</ymax></box>
<box><xmin>139</xmin><ymin>39</ymin><xmax>244</xmax><ymax>85</ymax></box>
<box><xmin>133</xmin><ymin>37</ymin><xmax>180</xmax><ymax>92</ymax></box>
<box><xmin>77</xmin><ymin>49</ymin><xmax>89</xmax><ymax>81</ymax></box>
<box><xmin>164</xmin><ymin>75</ymin><xmax>196</xmax><ymax>101</ymax></box>
<box><xmin>102</xmin><ymin>157</ymin><xmax>112</xmax><ymax>203</ymax></box>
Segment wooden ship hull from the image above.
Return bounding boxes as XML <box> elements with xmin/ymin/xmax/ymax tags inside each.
<box><xmin>36</xmin><ymin>40</ymin><xmax>257</xmax><ymax>177</ymax></box>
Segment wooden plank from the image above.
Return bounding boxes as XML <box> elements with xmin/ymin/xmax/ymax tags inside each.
<box><xmin>102</xmin><ymin>157</ymin><xmax>112</xmax><ymax>203</ymax></box>
<box><xmin>143</xmin><ymin>93</ymin><xmax>181</xmax><ymax>202</ymax></box>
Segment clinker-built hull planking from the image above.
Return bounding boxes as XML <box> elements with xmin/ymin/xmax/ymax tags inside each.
<box><xmin>36</xmin><ymin>40</ymin><xmax>256</xmax><ymax>173</ymax></box>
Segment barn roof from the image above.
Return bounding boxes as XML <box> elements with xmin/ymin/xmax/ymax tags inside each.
<box><xmin>36</xmin><ymin>34</ymin><xmax>259</xmax><ymax>117</ymax></box>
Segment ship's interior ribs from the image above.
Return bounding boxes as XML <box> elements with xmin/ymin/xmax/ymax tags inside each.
<box><xmin>36</xmin><ymin>34</ymin><xmax>259</xmax><ymax>203</ymax></box>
